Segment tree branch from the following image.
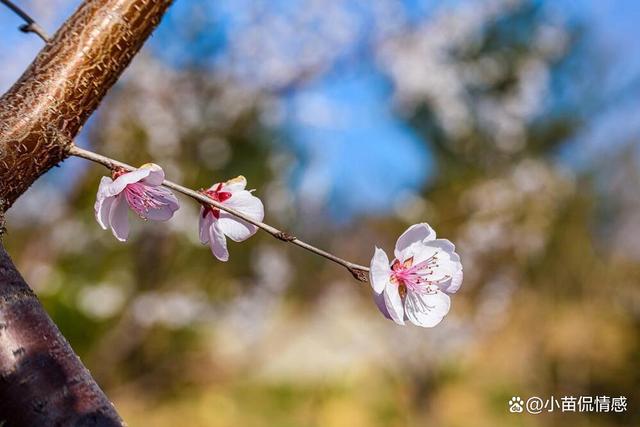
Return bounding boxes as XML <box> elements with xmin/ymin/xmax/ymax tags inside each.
<box><xmin>69</xmin><ymin>146</ymin><xmax>371</xmax><ymax>282</ymax></box>
<box><xmin>0</xmin><ymin>242</ymin><xmax>123</xmax><ymax>426</ymax></box>
<box><xmin>0</xmin><ymin>0</ymin><xmax>50</xmax><ymax>42</ymax></box>
<box><xmin>0</xmin><ymin>0</ymin><xmax>174</xmax><ymax>212</ymax></box>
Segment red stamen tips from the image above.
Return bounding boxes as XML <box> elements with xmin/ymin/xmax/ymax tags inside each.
<box><xmin>200</xmin><ymin>184</ymin><xmax>233</xmax><ymax>219</ymax></box>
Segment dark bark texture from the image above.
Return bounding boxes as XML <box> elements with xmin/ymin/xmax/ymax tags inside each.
<box><xmin>0</xmin><ymin>243</ymin><xmax>122</xmax><ymax>426</ymax></box>
<box><xmin>0</xmin><ymin>0</ymin><xmax>174</xmax><ymax>425</ymax></box>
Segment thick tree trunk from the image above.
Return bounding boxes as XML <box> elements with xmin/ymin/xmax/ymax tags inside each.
<box><xmin>0</xmin><ymin>0</ymin><xmax>174</xmax><ymax>424</ymax></box>
<box><xmin>0</xmin><ymin>243</ymin><xmax>122</xmax><ymax>426</ymax></box>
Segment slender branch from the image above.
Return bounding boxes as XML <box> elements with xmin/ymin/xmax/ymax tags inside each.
<box><xmin>68</xmin><ymin>145</ymin><xmax>370</xmax><ymax>282</ymax></box>
<box><xmin>0</xmin><ymin>0</ymin><xmax>50</xmax><ymax>42</ymax></box>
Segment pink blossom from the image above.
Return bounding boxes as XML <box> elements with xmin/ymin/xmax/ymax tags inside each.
<box><xmin>94</xmin><ymin>164</ymin><xmax>179</xmax><ymax>241</ymax></box>
<box><xmin>369</xmin><ymin>223</ymin><xmax>463</xmax><ymax>327</ymax></box>
<box><xmin>199</xmin><ymin>176</ymin><xmax>264</xmax><ymax>261</ymax></box>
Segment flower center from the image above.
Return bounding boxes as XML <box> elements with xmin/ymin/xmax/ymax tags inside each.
<box><xmin>390</xmin><ymin>254</ymin><xmax>448</xmax><ymax>295</ymax></box>
<box><xmin>124</xmin><ymin>183</ymin><xmax>169</xmax><ymax>216</ymax></box>
<box><xmin>201</xmin><ymin>183</ymin><xmax>232</xmax><ymax>219</ymax></box>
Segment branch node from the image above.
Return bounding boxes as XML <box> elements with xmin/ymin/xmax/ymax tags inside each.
<box><xmin>349</xmin><ymin>267</ymin><xmax>369</xmax><ymax>283</ymax></box>
<box><xmin>275</xmin><ymin>231</ymin><xmax>296</xmax><ymax>242</ymax></box>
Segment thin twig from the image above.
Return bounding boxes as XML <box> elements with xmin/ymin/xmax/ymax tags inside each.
<box><xmin>1</xmin><ymin>0</ymin><xmax>50</xmax><ymax>42</ymax></box>
<box><xmin>68</xmin><ymin>145</ymin><xmax>370</xmax><ymax>282</ymax></box>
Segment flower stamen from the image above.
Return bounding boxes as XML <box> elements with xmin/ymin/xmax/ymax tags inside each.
<box><xmin>200</xmin><ymin>183</ymin><xmax>233</xmax><ymax>219</ymax></box>
<box><xmin>124</xmin><ymin>183</ymin><xmax>170</xmax><ymax>218</ymax></box>
<box><xmin>391</xmin><ymin>252</ymin><xmax>448</xmax><ymax>295</ymax></box>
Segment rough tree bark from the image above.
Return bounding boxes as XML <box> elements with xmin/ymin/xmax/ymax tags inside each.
<box><xmin>0</xmin><ymin>244</ymin><xmax>122</xmax><ymax>426</ymax></box>
<box><xmin>0</xmin><ymin>0</ymin><xmax>173</xmax><ymax>425</ymax></box>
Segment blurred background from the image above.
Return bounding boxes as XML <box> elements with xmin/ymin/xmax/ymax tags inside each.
<box><xmin>1</xmin><ymin>0</ymin><xmax>639</xmax><ymax>425</ymax></box>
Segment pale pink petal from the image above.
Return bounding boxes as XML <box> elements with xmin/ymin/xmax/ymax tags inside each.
<box><xmin>199</xmin><ymin>209</ymin><xmax>214</xmax><ymax>244</ymax></box>
<box><xmin>429</xmin><ymin>238</ymin><xmax>455</xmax><ymax>253</ymax></box>
<box><xmin>143</xmin><ymin>203</ymin><xmax>178</xmax><ymax>221</ymax></box>
<box><xmin>110</xmin><ymin>168</ymin><xmax>152</xmax><ymax>194</ymax></box>
<box><xmin>98</xmin><ymin>175</ymin><xmax>128</xmax><ymax>199</ymax></box>
<box><xmin>404</xmin><ymin>290</ymin><xmax>450</xmax><ymax>328</ymax></box>
<box><xmin>141</xmin><ymin>187</ymin><xmax>180</xmax><ymax>221</ymax></box>
<box><xmin>369</xmin><ymin>247</ymin><xmax>391</xmax><ymax>294</ymax></box>
<box><xmin>96</xmin><ymin>196</ymin><xmax>114</xmax><ymax>230</ymax></box>
<box><xmin>108</xmin><ymin>194</ymin><xmax>130</xmax><ymax>242</ymax></box>
<box><xmin>139</xmin><ymin>163</ymin><xmax>165</xmax><ymax>186</ymax></box>
<box><xmin>221</xmin><ymin>175</ymin><xmax>247</xmax><ymax>192</ymax></box>
<box><xmin>217</xmin><ymin>190</ymin><xmax>264</xmax><ymax>242</ymax></box>
<box><xmin>95</xmin><ymin>177</ymin><xmax>116</xmax><ymax>230</ymax></box>
<box><xmin>418</xmin><ymin>239</ymin><xmax>462</xmax><ymax>287</ymax></box>
<box><xmin>217</xmin><ymin>216</ymin><xmax>258</xmax><ymax>242</ymax></box>
<box><xmin>446</xmin><ymin>267</ymin><xmax>464</xmax><ymax>294</ymax></box>
<box><xmin>97</xmin><ymin>176</ymin><xmax>115</xmax><ymax>197</ymax></box>
<box><xmin>438</xmin><ymin>251</ymin><xmax>463</xmax><ymax>294</ymax></box>
<box><xmin>399</xmin><ymin>241</ymin><xmax>441</xmax><ymax>269</ymax></box>
<box><xmin>222</xmin><ymin>190</ymin><xmax>264</xmax><ymax>222</ymax></box>
<box><xmin>383</xmin><ymin>283</ymin><xmax>405</xmax><ymax>326</ymax></box>
<box><xmin>373</xmin><ymin>291</ymin><xmax>392</xmax><ymax>320</ymax></box>
<box><xmin>208</xmin><ymin>221</ymin><xmax>229</xmax><ymax>261</ymax></box>
<box><xmin>394</xmin><ymin>223</ymin><xmax>436</xmax><ymax>260</ymax></box>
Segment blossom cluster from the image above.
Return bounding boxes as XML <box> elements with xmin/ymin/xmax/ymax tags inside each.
<box><xmin>95</xmin><ymin>164</ymin><xmax>263</xmax><ymax>261</ymax></box>
<box><xmin>93</xmin><ymin>164</ymin><xmax>463</xmax><ymax>327</ymax></box>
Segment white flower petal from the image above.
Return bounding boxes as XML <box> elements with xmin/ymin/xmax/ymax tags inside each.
<box><xmin>430</xmin><ymin>238</ymin><xmax>455</xmax><ymax>253</ymax></box>
<box><xmin>396</xmin><ymin>238</ymin><xmax>460</xmax><ymax>285</ymax></box>
<box><xmin>199</xmin><ymin>209</ymin><xmax>214</xmax><ymax>244</ymax></box>
<box><xmin>438</xmin><ymin>250</ymin><xmax>463</xmax><ymax>294</ymax></box>
<box><xmin>143</xmin><ymin>203</ymin><xmax>178</xmax><ymax>221</ymax></box>
<box><xmin>404</xmin><ymin>290</ymin><xmax>450</xmax><ymax>328</ymax></box>
<box><xmin>217</xmin><ymin>215</ymin><xmax>258</xmax><ymax>242</ymax></box>
<box><xmin>383</xmin><ymin>283</ymin><xmax>405</xmax><ymax>326</ymax></box>
<box><xmin>110</xmin><ymin>168</ymin><xmax>152</xmax><ymax>194</ymax></box>
<box><xmin>222</xmin><ymin>175</ymin><xmax>247</xmax><ymax>192</ymax></box>
<box><xmin>95</xmin><ymin>177</ymin><xmax>116</xmax><ymax>230</ymax></box>
<box><xmin>446</xmin><ymin>267</ymin><xmax>464</xmax><ymax>294</ymax></box>
<box><xmin>208</xmin><ymin>221</ymin><xmax>229</xmax><ymax>261</ymax></box>
<box><xmin>97</xmin><ymin>175</ymin><xmax>127</xmax><ymax>199</ymax></box>
<box><xmin>399</xmin><ymin>241</ymin><xmax>442</xmax><ymax>268</ymax></box>
<box><xmin>139</xmin><ymin>163</ymin><xmax>165</xmax><ymax>186</ymax></box>
<box><xmin>373</xmin><ymin>291</ymin><xmax>392</xmax><ymax>320</ymax></box>
<box><xmin>369</xmin><ymin>247</ymin><xmax>391</xmax><ymax>294</ymax></box>
<box><xmin>96</xmin><ymin>175</ymin><xmax>115</xmax><ymax>197</ymax></box>
<box><xmin>394</xmin><ymin>223</ymin><xmax>436</xmax><ymax>260</ymax></box>
<box><xmin>223</xmin><ymin>190</ymin><xmax>264</xmax><ymax>222</ymax></box>
<box><xmin>216</xmin><ymin>189</ymin><xmax>263</xmax><ymax>242</ymax></box>
<box><xmin>142</xmin><ymin>188</ymin><xmax>180</xmax><ymax>221</ymax></box>
<box><xmin>108</xmin><ymin>194</ymin><xmax>130</xmax><ymax>242</ymax></box>
<box><xmin>419</xmin><ymin>239</ymin><xmax>462</xmax><ymax>286</ymax></box>
<box><xmin>96</xmin><ymin>196</ymin><xmax>114</xmax><ymax>230</ymax></box>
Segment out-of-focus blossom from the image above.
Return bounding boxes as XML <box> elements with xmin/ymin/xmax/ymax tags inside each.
<box><xmin>199</xmin><ymin>176</ymin><xmax>264</xmax><ymax>261</ymax></box>
<box><xmin>94</xmin><ymin>164</ymin><xmax>180</xmax><ymax>241</ymax></box>
<box><xmin>370</xmin><ymin>223</ymin><xmax>463</xmax><ymax>327</ymax></box>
